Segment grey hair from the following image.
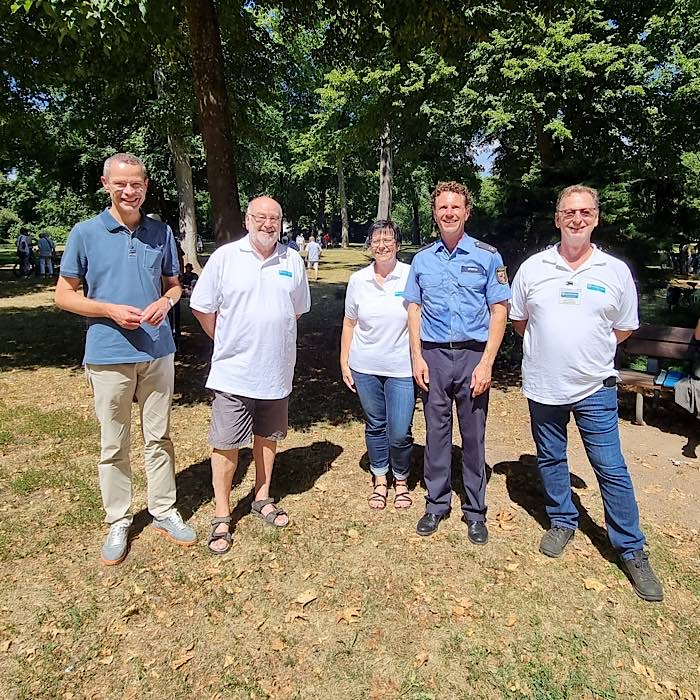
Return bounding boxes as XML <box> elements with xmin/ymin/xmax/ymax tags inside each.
<box><xmin>103</xmin><ymin>153</ymin><xmax>147</xmax><ymax>179</ymax></box>
<box><xmin>246</xmin><ymin>196</ymin><xmax>283</xmax><ymax>219</ymax></box>
<box><xmin>556</xmin><ymin>184</ymin><xmax>599</xmax><ymax>211</ymax></box>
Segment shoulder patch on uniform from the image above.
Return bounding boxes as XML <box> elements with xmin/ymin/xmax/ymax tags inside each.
<box><xmin>496</xmin><ymin>266</ymin><xmax>508</xmax><ymax>284</ymax></box>
<box><xmin>473</xmin><ymin>239</ymin><xmax>497</xmax><ymax>254</ymax></box>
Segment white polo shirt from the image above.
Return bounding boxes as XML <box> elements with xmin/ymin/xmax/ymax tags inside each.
<box><xmin>509</xmin><ymin>244</ymin><xmax>639</xmax><ymax>405</ymax></box>
<box><xmin>344</xmin><ymin>261</ymin><xmax>412</xmax><ymax>378</ymax></box>
<box><xmin>190</xmin><ymin>235</ymin><xmax>311</xmax><ymax>399</ymax></box>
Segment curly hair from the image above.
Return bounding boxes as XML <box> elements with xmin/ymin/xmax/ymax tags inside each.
<box><xmin>430</xmin><ymin>181</ymin><xmax>472</xmax><ymax>210</ymax></box>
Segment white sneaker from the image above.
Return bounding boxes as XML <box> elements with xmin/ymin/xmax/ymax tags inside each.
<box><xmin>152</xmin><ymin>510</ymin><xmax>197</xmax><ymax>546</ymax></box>
<box><xmin>101</xmin><ymin>520</ymin><xmax>130</xmax><ymax>565</ymax></box>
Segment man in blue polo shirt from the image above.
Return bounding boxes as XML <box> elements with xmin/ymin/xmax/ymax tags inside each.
<box><xmin>404</xmin><ymin>181</ymin><xmax>510</xmax><ymax>542</ymax></box>
<box><xmin>55</xmin><ymin>152</ymin><xmax>196</xmax><ymax>565</ymax></box>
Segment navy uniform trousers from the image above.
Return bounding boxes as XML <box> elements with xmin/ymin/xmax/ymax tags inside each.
<box><xmin>422</xmin><ymin>344</ymin><xmax>488</xmax><ymax>521</ymax></box>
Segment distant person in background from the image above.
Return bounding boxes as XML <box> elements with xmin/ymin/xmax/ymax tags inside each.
<box><xmin>296</xmin><ymin>233</ymin><xmax>305</xmax><ymax>252</ymax></box>
<box><xmin>340</xmin><ymin>220</ymin><xmax>415</xmax><ymax>511</ymax></box>
<box><xmin>509</xmin><ymin>184</ymin><xmax>663</xmax><ymax>602</ymax></box>
<box><xmin>306</xmin><ymin>235</ymin><xmax>322</xmax><ymax>281</ymax></box>
<box><xmin>16</xmin><ymin>228</ymin><xmax>33</xmax><ymax>276</ymax></box>
<box><xmin>180</xmin><ymin>263</ymin><xmax>199</xmax><ymax>296</ymax></box>
<box><xmin>322</xmin><ymin>232</ymin><xmax>331</xmax><ymax>249</ymax></box>
<box><xmin>37</xmin><ymin>232</ymin><xmax>54</xmax><ymax>276</ymax></box>
<box><xmin>288</xmin><ymin>235</ymin><xmax>300</xmax><ymax>252</ymax></box>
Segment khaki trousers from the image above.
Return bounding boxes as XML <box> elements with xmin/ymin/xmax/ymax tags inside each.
<box><xmin>86</xmin><ymin>354</ymin><xmax>176</xmax><ymax>525</ymax></box>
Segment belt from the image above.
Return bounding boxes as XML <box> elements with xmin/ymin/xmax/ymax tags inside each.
<box><xmin>421</xmin><ymin>340</ymin><xmax>486</xmax><ymax>351</ymax></box>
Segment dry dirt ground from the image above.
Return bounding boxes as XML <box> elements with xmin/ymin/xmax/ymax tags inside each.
<box><xmin>0</xmin><ymin>248</ymin><xmax>698</xmax><ymax>700</ymax></box>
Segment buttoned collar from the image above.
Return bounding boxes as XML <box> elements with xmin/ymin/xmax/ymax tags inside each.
<box><xmin>99</xmin><ymin>208</ymin><xmax>147</xmax><ymax>233</ymax></box>
<box><xmin>543</xmin><ymin>243</ymin><xmax>606</xmax><ymax>271</ymax></box>
<box><xmin>434</xmin><ymin>232</ymin><xmax>471</xmax><ymax>255</ymax></box>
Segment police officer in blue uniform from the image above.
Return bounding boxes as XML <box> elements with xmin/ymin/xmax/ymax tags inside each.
<box><xmin>404</xmin><ymin>181</ymin><xmax>510</xmax><ymax>542</ymax></box>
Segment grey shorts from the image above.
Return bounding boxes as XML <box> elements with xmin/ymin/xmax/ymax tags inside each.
<box><xmin>208</xmin><ymin>392</ymin><xmax>288</xmax><ymax>450</ymax></box>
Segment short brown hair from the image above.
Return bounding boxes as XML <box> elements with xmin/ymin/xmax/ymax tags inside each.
<box><xmin>431</xmin><ymin>181</ymin><xmax>472</xmax><ymax>210</ymax></box>
<box><xmin>556</xmin><ymin>185</ymin><xmax>599</xmax><ymax>211</ymax></box>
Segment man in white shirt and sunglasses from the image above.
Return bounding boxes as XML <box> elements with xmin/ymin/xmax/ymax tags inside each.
<box><xmin>509</xmin><ymin>184</ymin><xmax>663</xmax><ymax>602</ymax></box>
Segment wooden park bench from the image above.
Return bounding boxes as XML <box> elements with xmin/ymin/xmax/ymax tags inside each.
<box><xmin>616</xmin><ymin>324</ymin><xmax>696</xmax><ymax>425</ymax></box>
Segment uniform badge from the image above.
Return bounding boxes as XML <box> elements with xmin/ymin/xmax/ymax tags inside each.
<box><xmin>496</xmin><ymin>266</ymin><xmax>508</xmax><ymax>284</ymax></box>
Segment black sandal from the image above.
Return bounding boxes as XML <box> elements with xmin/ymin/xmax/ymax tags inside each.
<box><xmin>368</xmin><ymin>483</ymin><xmax>388</xmax><ymax>510</ymax></box>
<box><xmin>394</xmin><ymin>482</ymin><xmax>413</xmax><ymax>510</ymax></box>
<box><xmin>207</xmin><ymin>516</ymin><xmax>232</xmax><ymax>555</ymax></box>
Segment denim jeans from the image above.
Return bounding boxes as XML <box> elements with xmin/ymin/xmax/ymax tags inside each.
<box><xmin>528</xmin><ymin>386</ymin><xmax>646</xmax><ymax>560</ymax></box>
<box><xmin>351</xmin><ymin>370</ymin><xmax>415</xmax><ymax>480</ymax></box>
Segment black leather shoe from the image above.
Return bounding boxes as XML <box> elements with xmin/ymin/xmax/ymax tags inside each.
<box><xmin>416</xmin><ymin>512</ymin><xmax>444</xmax><ymax>537</ymax></box>
<box><xmin>467</xmin><ymin>520</ymin><xmax>488</xmax><ymax>545</ymax></box>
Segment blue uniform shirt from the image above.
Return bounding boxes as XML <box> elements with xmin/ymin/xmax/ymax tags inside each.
<box><xmin>403</xmin><ymin>233</ymin><xmax>511</xmax><ymax>343</ymax></box>
<box><xmin>61</xmin><ymin>209</ymin><xmax>179</xmax><ymax>365</ymax></box>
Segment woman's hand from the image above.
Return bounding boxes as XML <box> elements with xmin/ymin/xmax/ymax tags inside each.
<box><xmin>341</xmin><ymin>363</ymin><xmax>356</xmax><ymax>392</ymax></box>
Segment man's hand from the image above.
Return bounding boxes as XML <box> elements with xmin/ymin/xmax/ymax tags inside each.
<box><xmin>413</xmin><ymin>354</ymin><xmax>430</xmax><ymax>392</ymax></box>
<box><xmin>341</xmin><ymin>364</ymin><xmax>356</xmax><ymax>392</ymax></box>
<box><xmin>108</xmin><ymin>304</ymin><xmax>144</xmax><ymax>330</ymax></box>
<box><xmin>470</xmin><ymin>360</ymin><xmax>492</xmax><ymax>397</ymax></box>
<box><xmin>140</xmin><ymin>297</ymin><xmax>171</xmax><ymax>327</ymax></box>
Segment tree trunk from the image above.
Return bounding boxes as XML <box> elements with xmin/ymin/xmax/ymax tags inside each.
<box><xmin>377</xmin><ymin>123</ymin><xmax>393</xmax><ymax>220</ymax></box>
<box><xmin>337</xmin><ymin>155</ymin><xmax>349</xmax><ymax>248</ymax></box>
<box><xmin>167</xmin><ymin>129</ymin><xmax>201</xmax><ymax>273</ymax></box>
<box><xmin>184</xmin><ymin>0</ymin><xmax>243</xmax><ymax>245</ymax></box>
<box><xmin>411</xmin><ymin>190</ymin><xmax>421</xmax><ymax>245</ymax></box>
<box><xmin>316</xmin><ymin>187</ymin><xmax>326</xmax><ymax>237</ymax></box>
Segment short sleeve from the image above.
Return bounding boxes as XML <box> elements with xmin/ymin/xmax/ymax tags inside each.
<box><xmin>403</xmin><ymin>259</ymin><xmax>421</xmax><ymax>304</ymax></box>
<box><xmin>611</xmin><ymin>265</ymin><xmax>639</xmax><ymax>331</ymax></box>
<box><xmin>344</xmin><ymin>275</ymin><xmax>358</xmax><ymax>320</ymax></box>
<box><xmin>509</xmin><ymin>265</ymin><xmax>529</xmax><ymax>321</ymax></box>
<box><xmin>290</xmin><ymin>254</ymin><xmax>311</xmax><ymax>316</ymax></box>
<box><xmin>189</xmin><ymin>251</ymin><xmax>221</xmax><ymax>313</ymax></box>
<box><xmin>161</xmin><ymin>226</ymin><xmax>180</xmax><ymax>277</ymax></box>
<box><xmin>59</xmin><ymin>224</ymin><xmax>87</xmax><ymax>279</ymax></box>
<box><xmin>484</xmin><ymin>251</ymin><xmax>511</xmax><ymax>305</ymax></box>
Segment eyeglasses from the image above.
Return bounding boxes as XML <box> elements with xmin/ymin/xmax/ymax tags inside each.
<box><xmin>557</xmin><ymin>208</ymin><xmax>597</xmax><ymax>221</ymax></box>
<box><xmin>248</xmin><ymin>214</ymin><xmax>281</xmax><ymax>225</ymax></box>
<box><xmin>370</xmin><ymin>236</ymin><xmax>396</xmax><ymax>246</ymax></box>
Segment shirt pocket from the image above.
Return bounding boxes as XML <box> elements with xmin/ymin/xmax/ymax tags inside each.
<box><xmin>458</xmin><ymin>269</ymin><xmax>486</xmax><ymax>291</ymax></box>
<box><xmin>420</xmin><ymin>274</ymin><xmax>445</xmax><ymax>310</ymax></box>
<box><xmin>142</xmin><ymin>247</ymin><xmax>162</xmax><ymax>270</ymax></box>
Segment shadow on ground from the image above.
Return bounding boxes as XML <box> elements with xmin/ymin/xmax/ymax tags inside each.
<box><xmin>492</xmin><ymin>454</ymin><xmax>618</xmax><ymax>562</ymax></box>
<box><xmin>131</xmin><ymin>440</ymin><xmax>342</xmax><ymax>537</ymax></box>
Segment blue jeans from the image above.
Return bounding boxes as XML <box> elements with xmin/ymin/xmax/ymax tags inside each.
<box><xmin>528</xmin><ymin>386</ymin><xmax>646</xmax><ymax>560</ymax></box>
<box><xmin>351</xmin><ymin>370</ymin><xmax>415</xmax><ymax>480</ymax></box>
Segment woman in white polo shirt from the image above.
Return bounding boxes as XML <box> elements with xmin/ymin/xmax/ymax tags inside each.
<box><xmin>340</xmin><ymin>220</ymin><xmax>416</xmax><ymax>510</ymax></box>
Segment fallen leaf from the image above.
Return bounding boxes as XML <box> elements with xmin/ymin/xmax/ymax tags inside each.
<box><xmin>336</xmin><ymin>607</ymin><xmax>361</xmax><ymax>624</ymax></box>
<box><xmin>506</xmin><ymin>615</ymin><xmax>518</xmax><ymax>627</ymax></box>
<box><xmin>583</xmin><ymin>577</ymin><xmax>607</xmax><ymax>592</ymax></box>
<box><xmin>172</xmin><ymin>653</ymin><xmax>194</xmax><ymax>670</ymax></box>
<box><xmin>284</xmin><ymin>610</ymin><xmax>309</xmax><ymax>623</ymax></box>
<box><xmin>451</xmin><ymin>606</ymin><xmax>467</xmax><ymax>617</ymax></box>
<box><xmin>347</xmin><ymin>529</ymin><xmax>360</xmax><ymax>539</ymax></box>
<box><xmin>121</xmin><ymin>605</ymin><xmax>139</xmax><ymax>618</ymax></box>
<box><xmin>223</xmin><ymin>655</ymin><xmax>235</xmax><ymax>669</ymax></box>
<box><xmin>294</xmin><ymin>590</ymin><xmax>318</xmax><ymax>607</ymax></box>
<box><xmin>270</xmin><ymin>638</ymin><xmax>285</xmax><ymax>652</ymax></box>
<box><xmin>184</xmin><ymin>641</ymin><xmax>195</xmax><ymax>652</ymax></box>
<box><xmin>504</xmin><ymin>563</ymin><xmax>519</xmax><ymax>572</ymax></box>
<box><xmin>414</xmin><ymin>652</ymin><xmax>429</xmax><ymax>668</ymax></box>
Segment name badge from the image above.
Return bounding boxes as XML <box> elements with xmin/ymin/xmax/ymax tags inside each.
<box><xmin>279</xmin><ymin>270</ymin><xmax>293</xmax><ymax>278</ymax></box>
<box><xmin>461</xmin><ymin>266</ymin><xmax>480</xmax><ymax>273</ymax></box>
<box><xmin>128</xmin><ymin>247</ymin><xmax>137</xmax><ymax>258</ymax></box>
<box><xmin>587</xmin><ymin>283</ymin><xmax>606</xmax><ymax>293</ymax></box>
<box><xmin>394</xmin><ymin>290</ymin><xmax>404</xmax><ymax>297</ymax></box>
<box><xmin>559</xmin><ymin>287</ymin><xmax>581</xmax><ymax>304</ymax></box>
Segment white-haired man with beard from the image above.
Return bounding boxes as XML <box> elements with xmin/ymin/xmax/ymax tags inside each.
<box><xmin>190</xmin><ymin>196</ymin><xmax>311</xmax><ymax>555</ymax></box>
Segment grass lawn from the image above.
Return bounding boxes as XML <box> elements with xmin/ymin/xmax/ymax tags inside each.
<box><xmin>0</xmin><ymin>246</ymin><xmax>698</xmax><ymax>700</ymax></box>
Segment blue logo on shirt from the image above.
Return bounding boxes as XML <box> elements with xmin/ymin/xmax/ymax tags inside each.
<box><xmin>587</xmin><ymin>284</ymin><xmax>606</xmax><ymax>293</ymax></box>
<box><xmin>279</xmin><ymin>270</ymin><xmax>293</xmax><ymax>278</ymax></box>
<box><xmin>394</xmin><ymin>290</ymin><xmax>404</xmax><ymax>297</ymax></box>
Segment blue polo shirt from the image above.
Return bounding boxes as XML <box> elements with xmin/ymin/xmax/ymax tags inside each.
<box><xmin>61</xmin><ymin>209</ymin><xmax>179</xmax><ymax>365</ymax></box>
<box><xmin>403</xmin><ymin>233</ymin><xmax>511</xmax><ymax>343</ymax></box>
